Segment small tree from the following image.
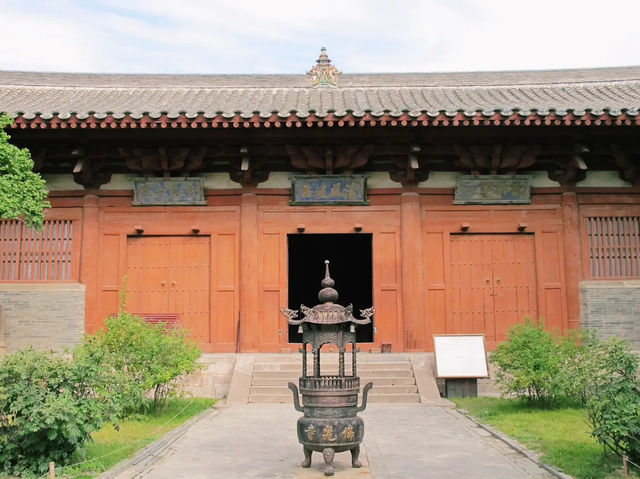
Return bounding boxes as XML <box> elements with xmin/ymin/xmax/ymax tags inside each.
<box><xmin>87</xmin><ymin>311</ymin><xmax>202</xmax><ymax>411</ymax></box>
<box><xmin>583</xmin><ymin>338</ymin><xmax>640</xmax><ymax>463</ymax></box>
<box><xmin>75</xmin><ymin>283</ymin><xmax>202</xmax><ymax>414</ymax></box>
<box><xmin>0</xmin><ymin>349</ymin><xmax>106</xmax><ymax>476</ymax></box>
<box><xmin>490</xmin><ymin>318</ymin><xmax>565</xmax><ymax>403</ymax></box>
<box><xmin>0</xmin><ymin>113</ymin><xmax>49</xmax><ymax>228</ymax></box>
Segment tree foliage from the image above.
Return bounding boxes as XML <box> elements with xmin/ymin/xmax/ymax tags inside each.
<box><xmin>582</xmin><ymin>338</ymin><xmax>640</xmax><ymax>463</ymax></box>
<box><xmin>0</xmin><ymin>349</ymin><xmax>106</xmax><ymax>476</ymax></box>
<box><xmin>490</xmin><ymin>318</ymin><xmax>564</xmax><ymax>403</ymax></box>
<box><xmin>0</xmin><ymin>113</ymin><xmax>49</xmax><ymax>228</ymax></box>
<box><xmin>490</xmin><ymin>319</ymin><xmax>640</xmax><ymax>462</ymax></box>
<box><xmin>75</xmin><ymin>309</ymin><xmax>202</xmax><ymax>414</ymax></box>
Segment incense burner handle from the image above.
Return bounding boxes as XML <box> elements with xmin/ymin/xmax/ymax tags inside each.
<box><xmin>357</xmin><ymin>382</ymin><xmax>373</xmax><ymax>412</ymax></box>
<box><xmin>288</xmin><ymin>382</ymin><xmax>303</xmax><ymax>412</ymax></box>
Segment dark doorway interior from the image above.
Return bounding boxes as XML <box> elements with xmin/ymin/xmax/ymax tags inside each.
<box><xmin>287</xmin><ymin>233</ymin><xmax>373</xmax><ymax>343</ymax></box>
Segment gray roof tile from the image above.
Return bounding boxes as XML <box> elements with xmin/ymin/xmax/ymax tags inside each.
<box><xmin>1</xmin><ymin>67</ymin><xmax>639</xmax><ymax>121</ymax></box>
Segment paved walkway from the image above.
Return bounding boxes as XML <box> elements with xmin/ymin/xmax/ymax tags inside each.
<box><xmin>105</xmin><ymin>403</ymin><xmax>558</xmax><ymax>479</ymax></box>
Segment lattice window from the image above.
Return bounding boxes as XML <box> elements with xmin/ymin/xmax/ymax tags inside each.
<box><xmin>0</xmin><ymin>220</ymin><xmax>75</xmax><ymax>281</ymax></box>
<box><xmin>587</xmin><ymin>216</ymin><xmax>640</xmax><ymax>278</ymax></box>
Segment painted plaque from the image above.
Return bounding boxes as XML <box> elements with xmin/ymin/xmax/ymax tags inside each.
<box><xmin>453</xmin><ymin>175</ymin><xmax>532</xmax><ymax>204</ymax></box>
<box><xmin>290</xmin><ymin>175</ymin><xmax>368</xmax><ymax>206</ymax></box>
<box><xmin>133</xmin><ymin>178</ymin><xmax>207</xmax><ymax>206</ymax></box>
<box><xmin>434</xmin><ymin>334</ymin><xmax>489</xmax><ymax>378</ymax></box>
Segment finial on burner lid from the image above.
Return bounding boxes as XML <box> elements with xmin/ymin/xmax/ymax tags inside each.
<box><xmin>318</xmin><ymin>260</ymin><xmax>339</xmax><ymax>303</ymax></box>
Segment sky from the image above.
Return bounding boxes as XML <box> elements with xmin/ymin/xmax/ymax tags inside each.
<box><xmin>2</xmin><ymin>0</ymin><xmax>640</xmax><ymax>75</ymax></box>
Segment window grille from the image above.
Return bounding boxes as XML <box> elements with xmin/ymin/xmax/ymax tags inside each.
<box><xmin>587</xmin><ymin>216</ymin><xmax>640</xmax><ymax>278</ymax></box>
<box><xmin>0</xmin><ymin>220</ymin><xmax>75</xmax><ymax>281</ymax></box>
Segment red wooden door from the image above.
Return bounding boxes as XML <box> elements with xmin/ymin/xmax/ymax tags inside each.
<box><xmin>126</xmin><ymin>236</ymin><xmax>211</xmax><ymax>342</ymax></box>
<box><xmin>450</xmin><ymin>234</ymin><xmax>537</xmax><ymax>345</ymax></box>
<box><xmin>258</xmin><ymin>231</ymin><xmax>287</xmax><ymax>352</ymax></box>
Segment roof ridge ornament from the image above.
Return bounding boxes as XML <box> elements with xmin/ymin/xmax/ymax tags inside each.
<box><xmin>308</xmin><ymin>47</ymin><xmax>340</xmax><ymax>88</ymax></box>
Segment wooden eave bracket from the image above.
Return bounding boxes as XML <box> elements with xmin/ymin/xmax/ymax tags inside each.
<box><xmin>229</xmin><ymin>146</ymin><xmax>268</xmax><ymax>187</ymax></box>
<box><xmin>284</xmin><ymin>144</ymin><xmax>374</xmax><ymax>174</ymax></box>
<box><xmin>389</xmin><ymin>144</ymin><xmax>429</xmax><ymax>187</ymax></box>
<box><xmin>611</xmin><ymin>144</ymin><xmax>640</xmax><ymax>187</ymax></box>
<box><xmin>453</xmin><ymin>144</ymin><xmax>541</xmax><ymax>174</ymax></box>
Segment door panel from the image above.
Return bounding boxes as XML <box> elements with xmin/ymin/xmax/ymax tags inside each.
<box><xmin>212</xmin><ymin>233</ymin><xmax>239</xmax><ymax>351</ymax></box>
<box><xmin>373</xmin><ymin>232</ymin><xmax>400</xmax><ymax>347</ymax></box>
<box><xmin>169</xmin><ymin>237</ymin><xmax>211</xmax><ymax>342</ymax></box>
<box><xmin>127</xmin><ymin>236</ymin><xmax>170</xmax><ymax>312</ymax></box>
<box><xmin>259</xmin><ymin>232</ymin><xmax>285</xmax><ymax>351</ymax></box>
<box><xmin>491</xmin><ymin>236</ymin><xmax>537</xmax><ymax>341</ymax></box>
<box><xmin>450</xmin><ymin>234</ymin><xmax>537</xmax><ymax>344</ymax></box>
<box><xmin>450</xmin><ymin>236</ymin><xmax>495</xmax><ymax>338</ymax></box>
<box><xmin>126</xmin><ymin>236</ymin><xmax>210</xmax><ymax>342</ymax></box>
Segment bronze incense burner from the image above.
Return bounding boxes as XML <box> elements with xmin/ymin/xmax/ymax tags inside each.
<box><xmin>281</xmin><ymin>260</ymin><xmax>374</xmax><ymax>476</ymax></box>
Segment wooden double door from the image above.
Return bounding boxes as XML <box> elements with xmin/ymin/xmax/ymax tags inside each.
<box><xmin>449</xmin><ymin>234</ymin><xmax>538</xmax><ymax>345</ymax></box>
<box><xmin>126</xmin><ymin>236</ymin><xmax>211</xmax><ymax>342</ymax></box>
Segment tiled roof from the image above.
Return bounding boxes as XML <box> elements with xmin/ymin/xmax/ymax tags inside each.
<box><xmin>1</xmin><ymin>67</ymin><xmax>639</xmax><ymax>125</ymax></box>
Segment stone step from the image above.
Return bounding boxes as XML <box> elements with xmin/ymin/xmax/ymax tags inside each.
<box><xmin>248</xmin><ymin>392</ymin><xmax>421</xmax><ymax>404</ymax></box>
<box><xmin>250</xmin><ymin>354</ymin><xmax>411</xmax><ymax>361</ymax></box>
<box><xmin>252</xmin><ymin>369</ymin><xmax>414</xmax><ymax>379</ymax></box>
<box><xmin>249</xmin><ymin>385</ymin><xmax>418</xmax><ymax>395</ymax></box>
<box><xmin>248</xmin><ymin>355</ymin><xmax>421</xmax><ymax>404</ymax></box>
<box><xmin>248</xmin><ymin>394</ymin><xmax>293</xmax><ymax>403</ymax></box>
<box><xmin>252</xmin><ymin>361</ymin><xmax>412</xmax><ymax>371</ymax></box>
<box><xmin>251</xmin><ymin>376</ymin><xmax>417</xmax><ymax>387</ymax></box>
<box><xmin>366</xmin><ymin>393</ymin><xmax>420</xmax><ymax>403</ymax></box>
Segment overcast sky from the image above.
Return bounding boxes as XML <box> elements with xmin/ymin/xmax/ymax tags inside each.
<box><xmin>3</xmin><ymin>0</ymin><xmax>640</xmax><ymax>74</ymax></box>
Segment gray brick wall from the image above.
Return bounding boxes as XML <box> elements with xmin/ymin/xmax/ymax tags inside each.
<box><xmin>0</xmin><ymin>283</ymin><xmax>85</xmax><ymax>353</ymax></box>
<box><xmin>580</xmin><ymin>280</ymin><xmax>640</xmax><ymax>351</ymax></box>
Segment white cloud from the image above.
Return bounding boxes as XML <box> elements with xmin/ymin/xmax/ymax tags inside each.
<box><xmin>1</xmin><ymin>0</ymin><xmax>639</xmax><ymax>73</ymax></box>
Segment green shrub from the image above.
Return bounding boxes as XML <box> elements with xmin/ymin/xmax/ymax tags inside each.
<box><xmin>553</xmin><ymin>330</ymin><xmax>615</xmax><ymax>406</ymax></box>
<box><xmin>490</xmin><ymin>318</ymin><xmax>566</xmax><ymax>403</ymax></box>
<box><xmin>491</xmin><ymin>318</ymin><xmax>640</xmax><ymax>463</ymax></box>
<box><xmin>0</xmin><ymin>348</ymin><xmax>105</xmax><ymax>476</ymax></box>
<box><xmin>583</xmin><ymin>338</ymin><xmax>640</xmax><ymax>463</ymax></box>
<box><xmin>75</xmin><ymin>310</ymin><xmax>202</xmax><ymax>414</ymax></box>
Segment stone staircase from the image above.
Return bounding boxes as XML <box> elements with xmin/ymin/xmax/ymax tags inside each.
<box><xmin>248</xmin><ymin>354</ymin><xmax>420</xmax><ymax>403</ymax></box>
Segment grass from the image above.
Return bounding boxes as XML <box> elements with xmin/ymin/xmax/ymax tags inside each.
<box><xmin>58</xmin><ymin>398</ymin><xmax>216</xmax><ymax>479</ymax></box>
<box><xmin>453</xmin><ymin>397</ymin><xmax>634</xmax><ymax>479</ymax></box>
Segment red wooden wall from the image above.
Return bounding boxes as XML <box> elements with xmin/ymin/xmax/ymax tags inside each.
<box><xmin>21</xmin><ymin>187</ymin><xmax>621</xmax><ymax>352</ymax></box>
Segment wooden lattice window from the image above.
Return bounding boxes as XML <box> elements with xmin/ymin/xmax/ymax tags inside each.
<box><xmin>587</xmin><ymin>216</ymin><xmax>640</xmax><ymax>278</ymax></box>
<box><xmin>0</xmin><ymin>220</ymin><xmax>75</xmax><ymax>281</ymax></box>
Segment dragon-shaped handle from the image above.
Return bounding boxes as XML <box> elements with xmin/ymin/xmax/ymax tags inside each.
<box><xmin>357</xmin><ymin>382</ymin><xmax>373</xmax><ymax>412</ymax></box>
<box><xmin>288</xmin><ymin>382</ymin><xmax>303</xmax><ymax>412</ymax></box>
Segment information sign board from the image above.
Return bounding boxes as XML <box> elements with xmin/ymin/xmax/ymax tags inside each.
<box><xmin>434</xmin><ymin>334</ymin><xmax>489</xmax><ymax>378</ymax></box>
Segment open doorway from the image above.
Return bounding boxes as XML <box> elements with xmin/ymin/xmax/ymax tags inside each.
<box><xmin>287</xmin><ymin>233</ymin><xmax>373</xmax><ymax>343</ymax></box>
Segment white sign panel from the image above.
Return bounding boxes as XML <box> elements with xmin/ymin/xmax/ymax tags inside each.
<box><xmin>434</xmin><ymin>334</ymin><xmax>489</xmax><ymax>378</ymax></box>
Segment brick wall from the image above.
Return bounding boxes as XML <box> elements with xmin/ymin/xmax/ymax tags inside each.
<box><xmin>0</xmin><ymin>283</ymin><xmax>85</xmax><ymax>353</ymax></box>
<box><xmin>580</xmin><ymin>280</ymin><xmax>640</xmax><ymax>351</ymax></box>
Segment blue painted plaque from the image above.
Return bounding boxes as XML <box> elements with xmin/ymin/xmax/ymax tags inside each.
<box><xmin>133</xmin><ymin>178</ymin><xmax>207</xmax><ymax>206</ymax></box>
<box><xmin>454</xmin><ymin>175</ymin><xmax>532</xmax><ymax>205</ymax></box>
<box><xmin>291</xmin><ymin>175</ymin><xmax>368</xmax><ymax>205</ymax></box>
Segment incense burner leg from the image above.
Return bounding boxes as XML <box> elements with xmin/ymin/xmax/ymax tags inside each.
<box><xmin>322</xmin><ymin>447</ymin><xmax>335</xmax><ymax>476</ymax></box>
<box><xmin>351</xmin><ymin>445</ymin><xmax>362</xmax><ymax>468</ymax></box>
<box><xmin>301</xmin><ymin>446</ymin><xmax>312</xmax><ymax>468</ymax></box>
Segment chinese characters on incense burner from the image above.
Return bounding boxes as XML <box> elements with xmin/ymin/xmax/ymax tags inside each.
<box><xmin>280</xmin><ymin>260</ymin><xmax>374</xmax><ymax>476</ymax></box>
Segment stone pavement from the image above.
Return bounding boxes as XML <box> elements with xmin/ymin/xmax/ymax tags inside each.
<box><xmin>104</xmin><ymin>403</ymin><xmax>560</xmax><ymax>479</ymax></box>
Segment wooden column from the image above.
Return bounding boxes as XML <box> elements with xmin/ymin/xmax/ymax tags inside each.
<box><xmin>400</xmin><ymin>192</ymin><xmax>426</xmax><ymax>350</ymax></box>
<box><xmin>80</xmin><ymin>193</ymin><xmax>100</xmax><ymax>334</ymax></box>
<box><xmin>561</xmin><ymin>191</ymin><xmax>583</xmax><ymax>331</ymax></box>
<box><xmin>239</xmin><ymin>192</ymin><xmax>259</xmax><ymax>351</ymax></box>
